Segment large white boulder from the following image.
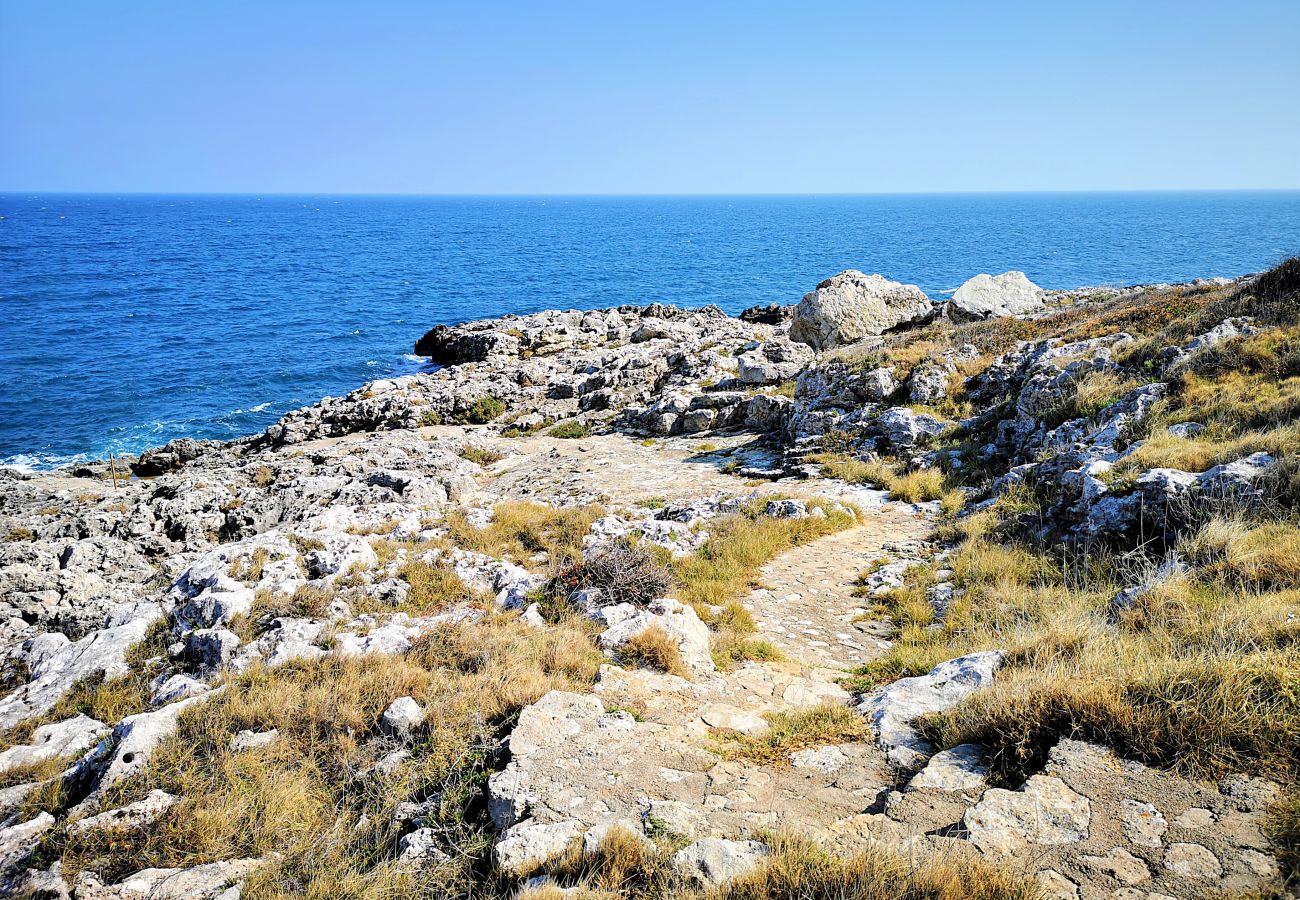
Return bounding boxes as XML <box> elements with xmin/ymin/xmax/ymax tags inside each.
<box><xmin>789</xmin><ymin>271</ymin><xmax>932</xmax><ymax>350</ymax></box>
<box><xmin>856</xmin><ymin>651</ymin><xmax>1003</xmax><ymax>769</ymax></box>
<box><xmin>948</xmin><ymin>271</ymin><xmax>1044</xmax><ymax>322</ymax></box>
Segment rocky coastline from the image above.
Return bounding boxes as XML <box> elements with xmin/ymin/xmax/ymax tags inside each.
<box><xmin>0</xmin><ymin>263</ymin><xmax>1296</xmax><ymax>899</ymax></box>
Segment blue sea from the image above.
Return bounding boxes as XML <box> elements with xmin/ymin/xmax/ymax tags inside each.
<box><xmin>2</xmin><ymin>192</ymin><xmax>1298</xmax><ymax>469</ymax></box>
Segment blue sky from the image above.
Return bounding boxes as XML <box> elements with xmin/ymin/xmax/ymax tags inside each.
<box><xmin>2</xmin><ymin>0</ymin><xmax>1297</xmax><ymax>193</ymax></box>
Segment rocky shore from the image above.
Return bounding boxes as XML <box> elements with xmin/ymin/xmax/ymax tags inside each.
<box><xmin>0</xmin><ymin>264</ymin><xmax>1296</xmax><ymax>899</ymax></box>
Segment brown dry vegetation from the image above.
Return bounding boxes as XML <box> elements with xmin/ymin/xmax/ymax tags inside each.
<box><xmin>36</xmin><ymin>613</ymin><xmax>604</xmax><ymax>896</ymax></box>
<box><xmin>619</xmin><ymin>625</ymin><xmax>688</xmax><ymax>677</ymax></box>
<box><xmin>521</xmin><ymin>831</ymin><xmax>1038</xmax><ymax>900</ymax></box>
<box><xmin>444</xmin><ymin>500</ymin><xmax>602</xmax><ymax>566</ymax></box>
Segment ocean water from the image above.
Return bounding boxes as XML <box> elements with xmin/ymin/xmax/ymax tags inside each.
<box><xmin>2</xmin><ymin>192</ymin><xmax>1298</xmax><ymax>469</ymax></box>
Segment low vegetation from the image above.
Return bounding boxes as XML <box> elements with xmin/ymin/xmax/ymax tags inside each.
<box><xmin>712</xmin><ymin>703</ymin><xmax>868</xmax><ymax>765</ymax></box>
<box><xmin>39</xmin><ymin>613</ymin><xmax>604</xmax><ymax>895</ymax></box>
<box><xmin>619</xmin><ymin>625</ymin><xmax>688</xmax><ymax>678</ymax></box>
<box><xmin>522</xmin><ymin>831</ymin><xmax>1037</xmax><ymax>900</ymax></box>
<box><xmin>554</xmin><ymin>543</ymin><xmax>675</xmax><ymax>608</ymax></box>
<box><xmin>458</xmin><ymin>445</ymin><xmax>504</xmax><ymax>466</ymax></box>
<box><xmin>548</xmin><ymin>420</ymin><xmax>591</xmax><ymax>439</ymax></box>
<box><xmin>444</xmin><ymin>501</ymin><xmax>602</xmax><ymax>567</ymax></box>
<box><xmin>448</xmin><ymin>396</ymin><xmax>507</xmax><ymax>425</ymax></box>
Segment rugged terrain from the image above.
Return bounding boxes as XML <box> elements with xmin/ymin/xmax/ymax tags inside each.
<box><xmin>0</xmin><ymin>262</ymin><xmax>1297</xmax><ymax>899</ymax></box>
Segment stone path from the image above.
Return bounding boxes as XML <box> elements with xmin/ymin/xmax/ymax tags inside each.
<box><xmin>744</xmin><ymin>509</ymin><xmax>931</xmax><ymax>671</ymax></box>
<box><xmin>478</xmin><ymin>431</ymin><xmax>775</xmax><ymax>506</ymax></box>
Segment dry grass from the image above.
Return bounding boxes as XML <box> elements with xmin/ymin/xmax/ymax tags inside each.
<box><xmin>808</xmin><ymin>452</ymin><xmax>890</xmax><ymax>487</ymax></box>
<box><xmin>444</xmin><ymin>501</ymin><xmax>602</xmax><ymax>567</ymax></box>
<box><xmin>808</xmin><ymin>453</ymin><xmax>954</xmax><ymax>506</ymax></box>
<box><xmin>705</xmin><ymin>834</ymin><xmax>1038</xmax><ymax>900</ymax></box>
<box><xmin>397</xmin><ymin>557</ymin><xmax>489</xmax><ymax>614</ymax></box>
<box><xmin>229</xmin><ymin>546</ymin><xmax>271</xmax><ymax>583</ymax></box>
<box><xmin>923</xmin><ymin>643</ymin><xmax>1300</xmax><ymax>785</ymax></box>
<box><xmin>887</xmin><ymin>469</ymin><xmax>948</xmax><ymax>504</ymax></box>
<box><xmin>619</xmin><ymin>625</ymin><xmax>687</xmax><ymax>678</ymax></box>
<box><xmin>458</xmin><ymin>445</ymin><xmax>504</xmax><ymax>466</ymax></box>
<box><xmin>1179</xmin><ymin>518</ymin><xmax>1300</xmax><ymax>589</ymax></box>
<box><xmin>670</xmin><ymin>500</ymin><xmax>856</xmax><ymax>612</ymax></box>
<box><xmin>43</xmin><ymin>612</ymin><xmax>604</xmax><ymax>896</ymax></box>
<box><xmin>710</xmin><ymin>632</ymin><xmax>784</xmax><ymax>672</ymax></box>
<box><xmin>1119</xmin><ymin>422</ymin><xmax>1299</xmax><ymax>474</ymax></box>
<box><xmin>528</xmin><ymin>830</ymin><xmax>1036</xmax><ymax>900</ymax></box>
<box><xmin>712</xmin><ymin>703</ymin><xmax>869</xmax><ymax>766</ymax></box>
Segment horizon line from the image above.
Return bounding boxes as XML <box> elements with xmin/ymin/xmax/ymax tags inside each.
<box><xmin>2</xmin><ymin>187</ymin><xmax>1299</xmax><ymax>199</ymax></box>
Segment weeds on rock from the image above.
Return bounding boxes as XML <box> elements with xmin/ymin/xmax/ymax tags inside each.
<box><xmin>619</xmin><ymin>625</ymin><xmax>687</xmax><ymax>678</ymax></box>
<box><xmin>549</xmin><ymin>420</ymin><xmax>591</xmax><ymax>439</ymax></box>
<box><xmin>712</xmin><ymin>704</ymin><xmax>868</xmax><ymax>766</ymax></box>
<box><xmin>553</xmin><ymin>543</ymin><xmax>675</xmax><ymax>608</ymax></box>
<box><xmin>444</xmin><ymin>501</ymin><xmax>602</xmax><ymax>567</ymax></box>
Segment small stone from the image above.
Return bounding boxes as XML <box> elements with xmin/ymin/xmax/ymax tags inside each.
<box><xmin>964</xmin><ymin>775</ymin><xmax>1091</xmax><ymax>855</ymax></box>
<box><xmin>1172</xmin><ymin>806</ymin><xmax>1214</xmax><ymax>830</ymax></box>
<box><xmin>642</xmin><ymin>799</ymin><xmax>708</xmax><ymax>840</ymax></box>
<box><xmin>150</xmin><ymin>674</ymin><xmax>211</xmax><ymax>706</ymax></box>
<box><xmin>0</xmin><ymin>714</ymin><xmax>108</xmax><ymax>774</ymax></box>
<box><xmin>1237</xmin><ymin>849</ymin><xmax>1280</xmax><ymax>879</ymax></box>
<box><xmin>185</xmin><ymin>628</ymin><xmax>241</xmax><ymax>668</ymax></box>
<box><xmin>398</xmin><ymin>827</ymin><xmax>449</xmax><ymax>862</ymax></box>
<box><xmin>68</xmin><ymin>789</ymin><xmax>178</xmax><ymax>836</ymax></box>
<box><xmin>1081</xmin><ymin>847</ymin><xmax>1150</xmax><ymax>885</ymax></box>
<box><xmin>230</xmin><ymin>729</ymin><xmax>279</xmax><ymax>752</ymax></box>
<box><xmin>906</xmin><ymin>743</ymin><xmax>987</xmax><ymax>792</ymax></box>
<box><xmin>1033</xmin><ymin>869</ymin><xmax>1078</xmax><ymax>900</ymax></box>
<box><xmin>1164</xmin><ymin>842</ymin><xmax>1222</xmax><ymax>879</ymax></box>
<box><xmin>789</xmin><ymin>746</ymin><xmax>847</xmax><ymax>774</ymax></box>
<box><xmin>381</xmin><ymin>697</ymin><xmax>425</xmax><ymax>738</ymax></box>
<box><xmin>494</xmin><ymin>819</ymin><xmax>584</xmax><ymax>875</ymax></box>
<box><xmin>700</xmin><ymin>705</ymin><xmax>768</xmax><ymax>736</ymax></box>
<box><xmin>1120</xmin><ymin>798</ymin><xmax>1167</xmax><ymax>847</ymax></box>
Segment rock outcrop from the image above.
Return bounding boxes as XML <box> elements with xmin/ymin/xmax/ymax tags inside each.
<box><xmin>789</xmin><ymin>271</ymin><xmax>933</xmax><ymax>349</ymax></box>
<box><xmin>947</xmin><ymin>271</ymin><xmax>1045</xmax><ymax>321</ymax></box>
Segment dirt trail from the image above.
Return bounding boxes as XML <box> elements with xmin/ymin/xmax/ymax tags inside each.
<box><xmin>744</xmin><ymin>507</ymin><xmax>931</xmax><ymax>671</ymax></box>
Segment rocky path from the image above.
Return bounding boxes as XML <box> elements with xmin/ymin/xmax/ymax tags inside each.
<box><xmin>744</xmin><ymin>508</ymin><xmax>930</xmax><ymax>671</ymax></box>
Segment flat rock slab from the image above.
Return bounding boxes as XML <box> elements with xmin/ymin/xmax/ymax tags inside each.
<box><xmin>489</xmin><ymin>686</ymin><xmax>892</xmax><ymax>848</ymax></box>
<box><xmin>887</xmin><ymin>738</ymin><xmax>1285</xmax><ymax>899</ymax></box>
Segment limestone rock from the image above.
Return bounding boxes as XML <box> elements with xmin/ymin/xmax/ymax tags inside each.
<box><xmin>949</xmin><ymin>271</ymin><xmax>1044</xmax><ymax>322</ymax></box>
<box><xmin>0</xmin><ymin>610</ymin><xmax>162</xmax><ymax>730</ymax></box>
<box><xmin>68</xmin><ymin>789</ymin><xmax>178</xmax><ymax>836</ymax></box>
<box><xmin>856</xmin><ymin>651</ymin><xmax>1002</xmax><ymax>769</ymax></box>
<box><xmin>1120</xmin><ymin>798</ymin><xmax>1167</xmax><ymax>847</ymax></box>
<box><xmin>874</xmin><ymin>407</ymin><xmax>948</xmax><ymax>450</ymax></box>
<box><xmin>1163</xmin><ymin>842</ymin><xmax>1222</xmax><ymax>879</ymax></box>
<box><xmin>597</xmin><ymin>598</ymin><xmax>714</xmax><ymax>677</ymax></box>
<box><xmin>789</xmin><ymin>272</ymin><xmax>932</xmax><ymax>350</ymax></box>
<box><xmin>1081</xmin><ymin>847</ymin><xmax>1150</xmax><ymax>885</ymax></box>
<box><xmin>73</xmin><ymin>857</ymin><xmax>264</xmax><ymax>898</ymax></box>
<box><xmin>0</xmin><ymin>714</ymin><xmax>108</xmax><ymax>774</ymax></box>
<box><xmin>381</xmin><ymin>696</ymin><xmax>425</xmax><ymax>738</ymax></box>
<box><xmin>671</xmin><ymin>838</ymin><xmax>769</xmax><ymax>887</ymax></box>
<box><xmin>494</xmin><ymin>819</ymin><xmax>583</xmax><ymax>875</ymax></box>
<box><xmin>964</xmin><ymin>775</ymin><xmax>1091</xmax><ymax>855</ymax></box>
<box><xmin>905</xmin><ymin>743</ymin><xmax>988</xmax><ymax>792</ymax></box>
<box><xmin>230</xmin><ymin>729</ymin><xmax>279</xmax><ymax>752</ymax></box>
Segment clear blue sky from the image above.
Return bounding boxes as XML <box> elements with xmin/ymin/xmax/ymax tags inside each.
<box><xmin>2</xmin><ymin>0</ymin><xmax>1297</xmax><ymax>193</ymax></box>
